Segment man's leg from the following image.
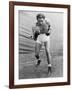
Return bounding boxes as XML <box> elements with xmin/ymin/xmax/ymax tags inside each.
<box><xmin>35</xmin><ymin>42</ymin><xmax>42</xmax><ymax>67</ymax></box>
<box><xmin>44</xmin><ymin>42</ymin><xmax>52</xmax><ymax>72</ymax></box>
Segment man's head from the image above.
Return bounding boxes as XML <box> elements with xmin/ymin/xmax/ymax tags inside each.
<box><xmin>36</xmin><ymin>13</ymin><xmax>45</xmax><ymax>25</ymax></box>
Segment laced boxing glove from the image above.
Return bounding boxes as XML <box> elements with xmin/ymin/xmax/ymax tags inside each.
<box><xmin>32</xmin><ymin>26</ymin><xmax>40</xmax><ymax>41</ymax></box>
<box><xmin>34</xmin><ymin>31</ymin><xmax>40</xmax><ymax>41</ymax></box>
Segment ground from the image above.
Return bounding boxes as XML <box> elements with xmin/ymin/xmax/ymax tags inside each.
<box><xmin>19</xmin><ymin>49</ymin><xmax>63</xmax><ymax>79</ymax></box>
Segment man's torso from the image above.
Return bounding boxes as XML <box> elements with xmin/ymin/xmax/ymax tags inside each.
<box><xmin>36</xmin><ymin>20</ymin><xmax>50</xmax><ymax>34</ymax></box>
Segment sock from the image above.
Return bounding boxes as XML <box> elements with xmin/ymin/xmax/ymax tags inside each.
<box><xmin>48</xmin><ymin>64</ymin><xmax>52</xmax><ymax>67</ymax></box>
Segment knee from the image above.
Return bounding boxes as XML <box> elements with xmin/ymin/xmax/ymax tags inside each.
<box><xmin>35</xmin><ymin>54</ymin><xmax>39</xmax><ymax>59</ymax></box>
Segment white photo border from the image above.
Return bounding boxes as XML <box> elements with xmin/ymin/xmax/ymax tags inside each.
<box><xmin>14</xmin><ymin>6</ymin><xmax>68</xmax><ymax>85</ymax></box>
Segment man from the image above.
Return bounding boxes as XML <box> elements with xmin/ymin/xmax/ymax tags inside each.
<box><xmin>32</xmin><ymin>13</ymin><xmax>52</xmax><ymax>73</ymax></box>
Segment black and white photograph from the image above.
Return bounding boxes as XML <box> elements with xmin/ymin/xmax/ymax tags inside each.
<box><xmin>19</xmin><ymin>11</ymin><xmax>63</xmax><ymax>79</ymax></box>
<box><xmin>9</xmin><ymin>1</ymin><xmax>70</xmax><ymax>88</ymax></box>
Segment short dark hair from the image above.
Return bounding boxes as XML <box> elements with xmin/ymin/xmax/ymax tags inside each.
<box><xmin>36</xmin><ymin>13</ymin><xmax>45</xmax><ymax>20</ymax></box>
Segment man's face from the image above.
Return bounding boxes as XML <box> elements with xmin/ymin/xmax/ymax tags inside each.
<box><xmin>37</xmin><ymin>17</ymin><xmax>45</xmax><ymax>25</ymax></box>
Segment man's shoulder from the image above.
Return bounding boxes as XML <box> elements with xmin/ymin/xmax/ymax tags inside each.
<box><xmin>45</xmin><ymin>20</ymin><xmax>50</xmax><ymax>25</ymax></box>
<box><xmin>32</xmin><ymin>26</ymin><xmax>39</xmax><ymax>31</ymax></box>
<box><xmin>32</xmin><ymin>24</ymin><xmax>36</xmax><ymax>29</ymax></box>
<box><xmin>32</xmin><ymin>22</ymin><xmax>37</xmax><ymax>28</ymax></box>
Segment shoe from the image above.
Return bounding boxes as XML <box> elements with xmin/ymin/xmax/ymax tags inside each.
<box><xmin>35</xmin><ymin>60</ymin><xmax>41</xmax><ymax>67</ymax></box>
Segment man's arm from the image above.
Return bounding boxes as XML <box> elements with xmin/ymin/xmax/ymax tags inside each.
<box><xmin>42</xmin><ymin>20</ymin><xmax>51</xmax><ymax>35</ymax></box>
<box><xmin>46</xmin><ymin>23</ymin><xmax>51</xmax><ymax>35</ymax></box>
<box><xmin>31</xmin><ymin>26</ymin><xmax>40</xmax><ymax>40</ymax></box>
